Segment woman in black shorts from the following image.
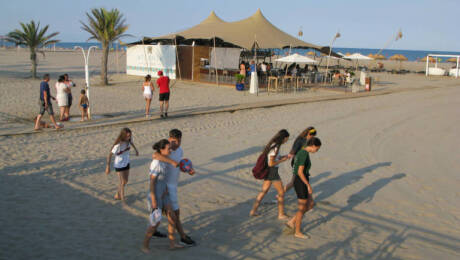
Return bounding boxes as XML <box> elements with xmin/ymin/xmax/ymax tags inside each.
<box><xmin>250</xmin><ymin>129</ymin><xmax>290</xmax><ymax>220</ymax></box>
<box><xmin>286</xmin><ymin>137</ymin><xmax>321</xmax><ymax>239</ymax></box>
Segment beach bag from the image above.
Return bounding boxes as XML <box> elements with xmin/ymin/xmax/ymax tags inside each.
<box><xmin>252</xmin><ymin>152</ymin><xmax>269</xmax><ymax>179</ymax></box>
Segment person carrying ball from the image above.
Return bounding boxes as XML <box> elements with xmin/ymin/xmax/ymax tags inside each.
<box><xmin>152</xmin><ymin>129</ymin><xmax>196</xmax><ymax>246</ymax></box>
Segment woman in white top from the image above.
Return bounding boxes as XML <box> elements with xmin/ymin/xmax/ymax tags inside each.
<box><xmin>105</xmin><ymin>128</ymin><xmax>139</xmax><ymax>200</ymax></box>
<box><xmin>55</xmin><ymin>75</ymin><xmax>70</xmax><ymax>121</ymax></box>
<box><xmin>142</xmin><ymin>74</ymin><xmax>154</xmax><ymax>118</ymax></box>
<box><xmin>250</xmin><ymin>129</ymin><xmax>290</xmax><ymax>220</ymax></box>
<box><xmin>143</xmin><ymin>139</ymin><xmax>183</xmax><ymax>252</ymax></box>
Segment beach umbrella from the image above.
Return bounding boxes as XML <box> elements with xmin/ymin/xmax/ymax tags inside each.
<box><xmin>446</xmin><ymin>57</ymin><xmax>458</xmax><ymax>63</ymax></box>
<box><xmin>306</xmin><ymin>51</ymin><xmax>316</xmax><ymax>57</ymax></box>
<box><xmin>389</xmin><ymin>54</ymin><xmax>408</xmax><ymax>70</ymax></box>
<box><xmin>368</xmin><ymin>54</ymin><xmax>375</xmax><ymax>59</ymax></box>
<box><xmin>420</xmin><ymin>56</ymin><xmax>436</xmax><ymax>63</ymax></box>
<box><xmin>372</xmin><ymin>54</ymin><xmax>386</xmax><ymax>60</ymax></box>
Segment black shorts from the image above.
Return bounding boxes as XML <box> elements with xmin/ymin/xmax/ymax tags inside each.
<box><xmin>68</xmin><ymin>93</ymin><xmax>73</xmax><ymax>107</ymax></box>
<box><xmin>294</xmin><ymin>174</ymin><xmax>310</xmax><ymax>199</ymax></box>
<box><xmin>264</xmin><ymin>167</ymin><xmax>281</xmax><ymax>181</ymax></box>
<box><xmin>39</xmin><ymin>100</ymin><xmax>54</xmax><ymax>116</ymax></box>
<box><xmin>159</xmin><ymin>93</ymin><xmax>170</xmax><ymax>101</ymax></box>
<box><xmin>115</xmin><ymin>163</ymin><xmax>130</xmax><ymax>172</ymax></box>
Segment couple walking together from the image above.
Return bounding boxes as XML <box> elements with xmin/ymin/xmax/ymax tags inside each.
<box><xmin>105</xmin><ymin>128</ymin><xmax>196</xmax><ymax>251</ymax></box>
<box><xmin>143</xmin><ymin>71</ymin><xmax>171</xmax><ymax>118</ymax></box>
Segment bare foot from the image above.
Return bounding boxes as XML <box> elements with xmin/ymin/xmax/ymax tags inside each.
<box><xmin>141</xmin><ymin>247</ymin><xmax>150</xmax><ymax>253</ymax></box>
<box><xmin>249</xmin><ymin>210</ymin><xmax>260</xmax><ymax>217</ymax></box>
<box><xmin>114</xmin><ymin>193</ymin><xmax>121</xmax><ymax>200</ymax></box>
<box><xmin>278</xmin><ymin>215</ymin><xmax>289</xmax><ymax>220</ymax></box>
<box><xmin>169</xmin><ymin>243</ymin><xmax>185</xmax><ymax>250</ymax></box>
<box><xmin>294</xmin><ymin>233</ymin><xmax>311</xmax><ymax>239</ymax></box>
<box><xmin>285</xmin><ymin>222</ymin><xmax>294</xmax><ymax>229</ymax></box>
<box><xmin>55</xmin><ymin>125</ymin><xmax>63</xmax><ymax>130</ymax></box>
<box><xmin>34</xmin><ymin>127</ymin><xmax>42</xmax><ymax>131</ymax></box>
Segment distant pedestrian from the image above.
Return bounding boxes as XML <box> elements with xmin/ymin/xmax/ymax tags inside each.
<box><xmin>55</xmin><ymin>75</ymin><xmax>70</xmax><ymax>121</ymax></box>
<box><xmin>64</xmin><ymin>74</ymin><xmax>75</xmax><ymax>119</ymax></box>
<box><xmin>250</xmin><ymin>129</ymin><xmax>290</xmax><ymax>220</ymax></box>
<box><xmin>156</xmin><ymin>71</ymin><xmax>170</xmax><ymax>118</ymax></box>
<box><xmin>105</xmin><ymin>128</ymin><xmax>139</xmax><ymax>200</ymax></box>
<box><xmin>34</xmin><ymin>74</ymin><xmax>61</xmax><ymax>130</ymax></box>
<box><xmin>79</xmin><ymin>89</ymin><xmax>89</xmax><ymax>121</ymax></box>
<box><xmin>285</xmin><ymin>137</ymin><xmax>322</xmax><ymax>239</ymax></box>
<box><xmin>142</xmin><ymin>74</ymin><xmax>154</xmax><ymax>118</ymax></box>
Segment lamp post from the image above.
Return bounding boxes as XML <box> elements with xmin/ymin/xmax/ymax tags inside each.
<box><xmin>74</xmin><ymin>45</ymin><xmax>97</xmax><ymax>119</ymax></box>
<box><xmin>324</xmin><ymin>31</ymin><xmax>341</xmax><ymax>84</ymax></box>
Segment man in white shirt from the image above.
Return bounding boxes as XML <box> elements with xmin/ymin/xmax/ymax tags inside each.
<box><xmin>152</xmin><ymin>129</ymin><xmax>196</xmax><ymax>246</ymax></box>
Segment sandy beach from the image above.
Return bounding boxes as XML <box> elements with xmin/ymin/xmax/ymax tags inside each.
<box><xmin>0</xmin><ymin>49</ymin><xmax>459</xmax><ymax>259</ymax></box>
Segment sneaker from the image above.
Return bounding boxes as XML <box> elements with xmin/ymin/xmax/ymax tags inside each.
<box><xmin>160</xmin><ymin>114</ymin><xmax>164</xmax><ymax>118</ymax></box>
<box><xmin>152</xmin><ymin>231</ymin><xmax>167</xmax><ymax>238</ymax></box>
<box><xmin>165</xmin><ymin>112</ymin><xmax>168</xmax><ymax>117</ymax></box>
<box><xmin>179</xmin><ymin>235</ymin><xmax>196</xmax><ymax>247</ymax></box>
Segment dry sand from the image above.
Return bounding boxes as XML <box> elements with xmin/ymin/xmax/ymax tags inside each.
<box><xmin>0</xmin><ymin>49</ymin><xmax>459</xmax><ymax>259</ymax></box>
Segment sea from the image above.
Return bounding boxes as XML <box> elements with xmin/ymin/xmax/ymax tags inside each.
<box><xmin>2</xmin><ymin>41</ymin><xmax>460</xmax><ymax>62</ymax></box>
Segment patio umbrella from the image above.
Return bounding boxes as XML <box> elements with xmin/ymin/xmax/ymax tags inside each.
<box><xmin>344</xmin><ymin>53</ymin><xmax>373</xmax><ymax>70</ymax></box>
<box><xmin>389</xmin><ymin>54</ymin><xmax>408</xmax><ymax>70</ymax></box>
<box><xmin>275</xmin><ymin>53</ymin><xmax>318</xmax><ymax>63</ymax></box>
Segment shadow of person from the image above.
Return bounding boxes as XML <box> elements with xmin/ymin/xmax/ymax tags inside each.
<box><xmin>306</xmin><ymin>173</ymin><xmax>406</xmax><ymax>232</ymax></box>
<box><xmin>314</xmin><ymin>162</ymin><xmax>392</xmax><ymax>202</ymax></box>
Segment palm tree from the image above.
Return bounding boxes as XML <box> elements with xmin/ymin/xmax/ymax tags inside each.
<box><xmin>81</xmin><ymin>8</ymin><xmax>129</xmax><ymax>85</ymax></box>
<box><xmin>6</xmin><ymin>21</ymin><xmax>59</xmax><ymax>78</ymax></box>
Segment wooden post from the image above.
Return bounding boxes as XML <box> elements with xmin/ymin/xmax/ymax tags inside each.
<box><xmin>214</xmin><ymin>37</ymin><xmax>219</xmax><ymax>86</ymax></box>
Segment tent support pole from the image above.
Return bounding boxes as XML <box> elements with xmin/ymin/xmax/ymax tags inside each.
<box><xmin>214</xmin><ymin>37</ymin><xmax>218</xmax><ymax>86</ymax></box>
<box><xmin>174</xmin><ymin>37</ymin><xmax>181</xmax><ymax>80</ymax></box>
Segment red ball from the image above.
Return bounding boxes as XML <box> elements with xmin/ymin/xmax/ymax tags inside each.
<box><xmin>179</xmin><ymin>158</ymin><xmax>192</xmax><ymax>172</ymax></box>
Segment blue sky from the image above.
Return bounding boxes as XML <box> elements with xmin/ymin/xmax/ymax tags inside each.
<box><xmin>1</xmin><ymin>0</ymin><xmax>458</xmax><ymax>51</ymax></box>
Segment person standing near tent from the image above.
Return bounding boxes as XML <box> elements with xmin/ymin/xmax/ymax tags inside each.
<box><xmin>142</xmin><ymin>74</ymin><xmax>154</xmax><ymax>118</ymax></box>
<box><xmin>156</xmin><ymin>71</ymin><xmax>170</xmax><ymax>118</ymax></box>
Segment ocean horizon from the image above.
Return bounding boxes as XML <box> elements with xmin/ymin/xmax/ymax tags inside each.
<box><xmin>1</xmin><ymin>41</ymin><xmax>459</xmax><ymax>62</ymax></box>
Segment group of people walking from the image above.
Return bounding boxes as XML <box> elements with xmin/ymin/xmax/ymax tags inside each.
<box><xmin>34</xmin><ymin>73</ymin><xmax>89</xmax><ymax>130</ymax></box>
<box><xmin>142</xmin><ymin>71</ymin><xmax>172</xmax><ymax>118</ymax></box>
<box><xmin>104</xmin><ymin>125</ymin><xmax>321</xmax><ymax>252</ymax></box>
<box><xmin>250</xmin><ymin>127</ymin><xmax>321</xmax><ymax>239</ymax></box>
<box><xmin>105</xmin><ymin>128</ymin><xmax>196</xmax><ymax>251</ymax></box>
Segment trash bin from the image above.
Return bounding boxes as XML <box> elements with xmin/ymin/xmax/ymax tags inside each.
<box><xmin>365</xmin><ymin>77</ymin><xmax>372</xmax><ymax>91</ymax></box>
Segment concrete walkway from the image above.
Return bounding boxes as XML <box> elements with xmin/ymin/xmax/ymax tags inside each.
<box><xmin>0</xmin><ymin>86</ymin><xmax>437</xmax><ymax>137</ymax></box>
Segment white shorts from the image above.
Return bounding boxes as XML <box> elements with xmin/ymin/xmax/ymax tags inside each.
<box><xmin>167</xmin><ymin>184</ymin><xmax>179</xmax><ymax>211</ymax></box>
<box><xmin>143</xmin><ymin>93</ymin><xmax>152</xmax><ymax>100</ymax></box>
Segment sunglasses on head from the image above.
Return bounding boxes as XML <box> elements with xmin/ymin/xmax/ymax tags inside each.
<box><xmin>309</xmin><ymin>129</ymin><xmax>316</xmax><ymax>135</ymax></box>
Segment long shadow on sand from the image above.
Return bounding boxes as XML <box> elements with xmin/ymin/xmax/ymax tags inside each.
<box><xmin>180</xmin><ymin>168</ymin><xmax>459</xmax><ymax>259</ymax></box>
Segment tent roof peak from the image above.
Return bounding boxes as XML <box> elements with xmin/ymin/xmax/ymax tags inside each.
<box><xmin>201</xmin><ymin>10</ymin><xmax>225</xmax><ymax>24</ymax></box>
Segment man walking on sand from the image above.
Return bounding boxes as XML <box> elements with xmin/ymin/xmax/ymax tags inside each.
<box><xmin>34</xmin><ymin>74</ymin><xmax>62</xmax><ymax>130</ymax></box>
<box><xmin>156</xmin><ymin>70</ymin><xmax>170</xmax><ymax>118</ymax></box>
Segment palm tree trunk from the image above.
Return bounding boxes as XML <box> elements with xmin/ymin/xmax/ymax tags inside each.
<box><xmin>101</xmin><ymin>44</ymin><xmax>109</xmax><ymax>85</ymax></box>
<box><xmin>30</xmin><ymin>49</ymin><xmax>37</xmax><ymax>79</ymax></box>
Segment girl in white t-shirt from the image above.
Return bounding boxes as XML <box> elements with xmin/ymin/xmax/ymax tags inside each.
<box><xmin>143</xmin><ymin>139</ymin><xmax>183</xmax><ymax>252</ymax></box>
<box><xmin>142</xmin><ymin>74</ymin><xmax>154</xmax><ymax>118</ymax></box>
<box><xmin>105</xmin><ymin>128</ymin><xmax>139</xmax><ymax>200</ymax></box>
<box><xmin>250</xmin><ymin>129</ymin><xmax>290</xmax><ymax>220</ymax></box>
<box><xmin>55</xmin><ymin>75</ymin><xmax>70</xmax><ymax>121</ymax></box>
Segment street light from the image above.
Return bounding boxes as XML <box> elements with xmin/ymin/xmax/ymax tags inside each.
<box><xmin>324</xmin><ymin>31</ymin><xmax>341</xmax><ymax>84</ymax></box>
<box><xmin>74</xmin><ymin>45</ymin><xmax>97</xmax><ymax>119</ymax></box>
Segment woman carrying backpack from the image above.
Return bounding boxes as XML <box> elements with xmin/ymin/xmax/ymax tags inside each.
<box><xmin>250</xmin><ymin>129</ymin><xmax>290</xmax><ymax>220</ymax></box>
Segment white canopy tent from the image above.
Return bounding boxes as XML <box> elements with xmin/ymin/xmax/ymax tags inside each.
<box><xmin>425</xmin><ymin>54</ymin><xmax>459</xmax><ymax>78</ymax></box>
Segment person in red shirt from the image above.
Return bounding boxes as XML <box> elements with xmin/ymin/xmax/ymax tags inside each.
<box><xmin>156</xmin><ymin>71</ymin><xmax>170</xmax><ymax>118</ymax></box>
